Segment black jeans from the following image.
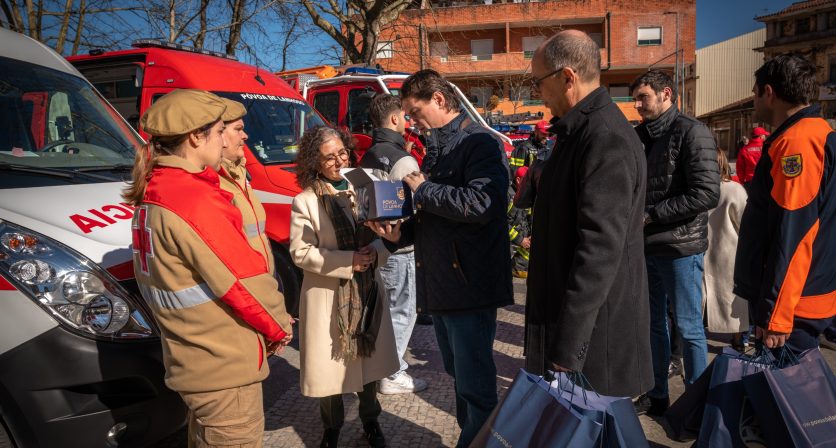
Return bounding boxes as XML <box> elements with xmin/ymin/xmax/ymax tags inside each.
<box><xmin>319</xmin><ymin>382</ymin><xmax>381</xmax><ymax>430</ymax></box>
<box><xmin>434</xmin><ymin>308</ymin><xmax>499</xmax><ymax>448</ymax></box>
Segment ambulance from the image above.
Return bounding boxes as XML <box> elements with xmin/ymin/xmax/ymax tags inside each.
<box><xmin>68</xmin><ymin>40</ymin><xmax>328</xmax><ymax>316</ymax></box>
<box><xmin>0</xmin><ymin>28</ymin><xmax>184</xmax><ymax>447</ymax></box>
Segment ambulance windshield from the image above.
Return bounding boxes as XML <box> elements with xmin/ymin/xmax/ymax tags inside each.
<box><xmin>0</xmin><ymin>56</ymin><xmax>139</xmax><ymax>170</ymax></box>
<box><xmin>214</xmin><ymin>92</ymin><xmax>326</xmax><ymax>165</ymax></box>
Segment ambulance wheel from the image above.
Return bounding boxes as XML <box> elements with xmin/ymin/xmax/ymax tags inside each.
<box><xmin>0</xmin><ymin>418</ymin><xmax>14</xmax><ymax>448</ymax></box>
<box><xmin>271</xmin><ymin>242</ymin><xmax>301</xmax><ymax>318</ymax></box>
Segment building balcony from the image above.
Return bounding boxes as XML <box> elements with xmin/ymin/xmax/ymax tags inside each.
<box><xmin>402</xmin><ymin>2</ymin><xmax>605</xmax><ymax>30</ymax></box>
<box><xmin>430</xmin><ymin>51</ymin><xmax>531</xmax><ymax>76</ymax></box>
<box><xmin>428</xmin><ymin>49</ymin><xmax>607</xmax><ymax>77</ymax></box>
<box><xmin>761</xmin><ymin>27</ymin><xmax>836</xmax><ymax>50</ymax></box>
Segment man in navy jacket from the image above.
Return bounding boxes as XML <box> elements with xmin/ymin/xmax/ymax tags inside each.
<box><xmin>368</xmin><ymin>69</ymin><xmax>513</xmax><ymax>448</ymax></box>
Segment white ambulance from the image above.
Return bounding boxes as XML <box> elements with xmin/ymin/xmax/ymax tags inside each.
<box><xmin>0</xmin><ymin>28</ymin><xmax>184</xmax><ymax>447</ymax></box>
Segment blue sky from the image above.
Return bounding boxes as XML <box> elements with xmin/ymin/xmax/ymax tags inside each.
<box><xmin>697</xmin><ymin>0</ymin><xmax>794</xmax><ymax>48</ymax></box>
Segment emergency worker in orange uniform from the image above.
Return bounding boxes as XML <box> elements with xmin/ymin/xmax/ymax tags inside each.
<box><xmin>123</xmin><ymin>89</ymin><xmax>292</xmax><ymax>447</ymax></box>
<box><xmin>734</xmin><ymin>54</ymin><xmax>836</xmax><ymax>354</ymax></box>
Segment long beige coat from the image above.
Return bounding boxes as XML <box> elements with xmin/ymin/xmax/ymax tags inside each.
<box><xmin>289</xmin><ymin>184</ymin><xmax>399</xmax><ymax>397</ymax></box>
<box><xmin>704</xmin><ymin>180</ymin><xmax>749</xmax><ymax>333</ymax></box>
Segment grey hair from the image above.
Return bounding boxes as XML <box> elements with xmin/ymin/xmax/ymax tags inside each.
<box><xmin>541</xmin><ymin>31</ymin><xmax>601</xmax><ymax>83</ymax></box>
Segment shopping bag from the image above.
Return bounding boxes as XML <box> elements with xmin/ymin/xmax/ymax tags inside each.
<box><xmin>470</xmin><ymin>369</ymin><xmax>602</xmax><ymax>448</ymax></box>
<box><xmin>550</xmin><ymin>372</ymin><xmax>649</xmax><ymax>448</ymax></box>
<box><xmin>758</xmin><ymin>348</ymin><xmax>836</xmax><ymax>447</ymax></box>
<box><xmin>696</xmin><ymin>352</ymin><xmax>772</xmax><ymax>448</ymax></box>
<box><xmin>665</xmin><ymin>347</ymin><xmax>730</xmax><ymax>440</ymax></box>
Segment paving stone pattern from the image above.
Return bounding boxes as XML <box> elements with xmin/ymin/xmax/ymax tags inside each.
<box><xmin>151</xmin><ymin>278</ymin><xmax>836</xmax><ymax>448</ymax></box>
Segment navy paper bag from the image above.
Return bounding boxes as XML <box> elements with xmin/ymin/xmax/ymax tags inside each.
<box><xmin>759</xmin><ymin>348</ymin><xmax>836</xmax><ymax>447</ymax></box>
<box><xmin>550</xmin><ymin>373</ymin><xmax>649</xmax><ymax>448</ymax></box>
<box><xmin>665</xmin><ymin>347</ymin><xmax>729</xmax><ymax>441</ymax></box>
<box><xmin>470</xmin><ymin>369</ymin><xmax>602</xmax><ymax>448</ymax></box>
<box><xmin>696</xmin><ymin>352</ymin><xmax>771</xmax><ymax>448</ymax></box>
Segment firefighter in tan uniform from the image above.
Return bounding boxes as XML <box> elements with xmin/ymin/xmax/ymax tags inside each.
<box><xmin>122</xmin><ymin>89</ymin><xmax>292</xmax><ymax>448</ymax></box>
<box><xmin>217</xmin><ymin>98</ymin><xmax>275</xmax><ymax>274</ymax></box>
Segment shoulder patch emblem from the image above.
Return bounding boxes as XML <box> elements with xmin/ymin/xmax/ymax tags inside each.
<box><xmin>781</xmin><ymin>154</ymin><xmax>802</xmax><ymax>178</ymax></box>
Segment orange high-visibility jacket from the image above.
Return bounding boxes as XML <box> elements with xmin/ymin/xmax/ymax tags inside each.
<box><xmin>734</xmin><ymin>105</ymin><xmax>836</xmax><ymax>333</ymax></box>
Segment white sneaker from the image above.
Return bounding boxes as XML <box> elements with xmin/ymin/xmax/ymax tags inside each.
<box><xmin>378</xmin><ymin>371</ymin><xmax>428</xmax><ymax>395</ymax></box>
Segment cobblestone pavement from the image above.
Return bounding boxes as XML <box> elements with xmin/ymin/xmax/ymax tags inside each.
<box><xmin>152</xmin><ymin>278</ymin><xmax>836</xmax><ymax>447</ymax></box>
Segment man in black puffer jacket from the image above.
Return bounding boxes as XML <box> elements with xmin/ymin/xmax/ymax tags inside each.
<box><xmin>630</xmin><ymin>70</ymin><xmax>720</xmax><ymax>416</ymax></box>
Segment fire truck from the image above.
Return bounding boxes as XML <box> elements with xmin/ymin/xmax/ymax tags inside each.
<box><xmin>278</xmin><ymin>65</ymin><xmax>516</xmax><ymax>162</ymax></box>
<box><xmin>68</xmin><ymin>40</ymin><xmax>328</xmax><ymax>316</ymax></box>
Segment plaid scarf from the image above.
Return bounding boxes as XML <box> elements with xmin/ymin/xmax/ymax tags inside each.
<box><xmin>313</xmin><ymin>179</ymin><xmax>381</xmax><ymax>360</ymax></box>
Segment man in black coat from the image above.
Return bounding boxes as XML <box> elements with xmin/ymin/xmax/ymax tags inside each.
<box><xmin>368</xmin><ymin>70</ymin><xmax>513</xmax><ymax>448</ymax></box>
<box><xmin>524</xmin><ymin>30</ymin><xmax>653</xmax><ymax>398</ymax></box>
<box><xmin>630</xmin><ymin>70</ymin><xmax>719</xmax><ymax>416</ymax></box>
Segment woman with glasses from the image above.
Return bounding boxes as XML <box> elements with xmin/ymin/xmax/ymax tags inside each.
<box><xmin>289</xmin><ymin>125</ymin><xmax>399</xmax><ymax>448</ymax></box>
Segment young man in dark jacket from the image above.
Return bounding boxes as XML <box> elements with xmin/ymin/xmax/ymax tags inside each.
<box><xmin>631</xmin><ymin>70</ymin><xmax>720</xmax><ymax>416</ymax></box>
<box><xmin>734</xmin><ymin>54</ymin><xmax>836</xmax><ymax>356</ymax></box>
<box><xmin>525</xmin><ymin>30</ymin><xmax>652</xmax><ymax>399</ymax></box>
<box><xmin>367</xmin><ymin>69</ymin><xmax>513</xmax><ymax>448</ymax></box>
<box><xmin>359</xmin><ymin>94</ymin><xmax>427</xmax><ymax>395</ymax></box>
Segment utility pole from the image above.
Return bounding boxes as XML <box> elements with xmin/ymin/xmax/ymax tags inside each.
<box><xmin>665</xmin><ymin>10</ymin><xmax>681</xmax><ymax>110</ymax></box>
<box><xmin>419</xmin><ymin>24</ymin><xmax>425</xmax><ymax>70</ymax></box>
<box><xmin>675</xmin><ymin>11</ymin><xmax>680</xmax><ymax>110</ymax></box>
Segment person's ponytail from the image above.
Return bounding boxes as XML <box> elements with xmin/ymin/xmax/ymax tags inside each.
<box><xmin>122</xmin><ymin>142</ymin><xmax>156</xmax><ymax>206</ymax></box>
<box><xmin>121</xmin><ymin>131</ymin><xmax>193</xmax><ymax>205</ymax></box>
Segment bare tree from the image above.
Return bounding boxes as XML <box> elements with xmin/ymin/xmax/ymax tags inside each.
<box><xmin>70</xmin><ymin>0</ymin><xmax>86</xmax><ymax>54</ymax></box>
<box><xmin>225</xmin><ymin>0</ymin><xmax>245</xmax><ymax>55</ymax></box>
<box><xmin>0</xmin><ymin>0</ymin><xmax>24</xmax><ymax>32</ymax></box>
<box><xmin>299</xmin><ymin>0</ymin><xmax>412</xmax><ymax>65</ymax></box>
<box><xmin>0</xmin><ymin>0</ymin><xmax>319</xmax><ymax>72</ymax></box>
<box><xmin>54</xmin><ymin>0</ymin><xmax>74</xmax><ymax>54</ymax></box>
<box><xmin>192</xmin><ymin>0</ymin><xmax>210</xmax><ymax>48</ymax></box>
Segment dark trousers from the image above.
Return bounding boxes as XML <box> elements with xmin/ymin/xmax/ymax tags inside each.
<box><xmin>433</xmin><ymin>308</ymin><xmax>499</xmax><ymax>448</ymax></box>
<box><xmin>775</xmin><ymin>315</ymin><xmax>836</xmax><ymax>356</ymax></box>
<box><xmin>826</xmin><ymin>321</ymin><xmax>836</xmax><ymax>341</ymax></box>
<box><xmin>319</xmin><ymin>382</ymin><xmax>381</xmax><ymax>430</ymax></box>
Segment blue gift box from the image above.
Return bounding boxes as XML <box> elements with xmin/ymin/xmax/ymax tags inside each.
<box><xmin>342</xmin><ymin>168</ymin><xmax>413</xmax><ymax>221</ymax></box>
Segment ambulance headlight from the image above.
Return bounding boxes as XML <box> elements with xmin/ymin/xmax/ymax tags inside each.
<box><xmin>0</xmin><ymin>221</ymin><xmax>155</xmax><ymax>339</ymax></box>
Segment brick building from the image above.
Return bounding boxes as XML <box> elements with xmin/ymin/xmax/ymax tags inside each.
<box><xmin>756</xmin><ymin>0</ymin><xmax>836</xmax><ymax>119</ymax></box>
<box><xmin>375</xmin><ymin>0</ymin><xmax>695</xmax><ymax>123</ymax></box>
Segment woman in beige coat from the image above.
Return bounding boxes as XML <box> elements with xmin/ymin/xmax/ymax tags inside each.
<box><xmin>289</xmin><ymin>125</ymin><xmax>398</xmax><ymax>448</ymax></box>
<box><xmin>704</xmin><ymin>147</ymin><xmax>749</xmax><ymax>349</ymax></box>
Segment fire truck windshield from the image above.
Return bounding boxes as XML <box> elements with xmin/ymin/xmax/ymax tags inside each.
<box><xmin>0</xmin><ymin>56</ymin><xmax>139</xmax><ymax>170</ymax></box>
<box><xmin>214</xmin><ymin>91</ymin><xmax>325</xmax><ymax>165</ymax></box>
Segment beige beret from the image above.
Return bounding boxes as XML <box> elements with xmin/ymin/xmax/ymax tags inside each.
<box><xmin>140</xmin><ymin>89</ymin><xmax>226</xmax><ymax>137</ymax></box>
<box><xmin>220</xmin><ymin>98</ymin><xmax>247</xmax><ymax>122</ymax></box>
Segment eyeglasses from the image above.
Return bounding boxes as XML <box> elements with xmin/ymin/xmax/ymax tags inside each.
<box><xmin>321</xmin><ymin>149</ymin><xmax>349</xmax><ymax>167</ymax></box>
<box><xmin>531</xmin><ymin>67</ymin><xmax>569</xmax><ymax>91</ymax></box>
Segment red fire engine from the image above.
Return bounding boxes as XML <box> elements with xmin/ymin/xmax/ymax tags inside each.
<box><xmin>68</xmin><ymin>40</ymin><xmax>327</xmax><ymax>314</ymax></box>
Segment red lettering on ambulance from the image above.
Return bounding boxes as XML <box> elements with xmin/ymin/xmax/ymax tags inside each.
<box><xmin>70</xmin><ymin>214</ymin><xmax>107</xmax><ymax>234</ymax></box>
<box><xmin>103</xmin><ymin>204</ymin><xmax>134</xmax><ymax>219</ymax></box>
<box><xmin>89</xmin><ymin>209</ymin><xmax>117</xmax><ymax>224</ymax></box>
